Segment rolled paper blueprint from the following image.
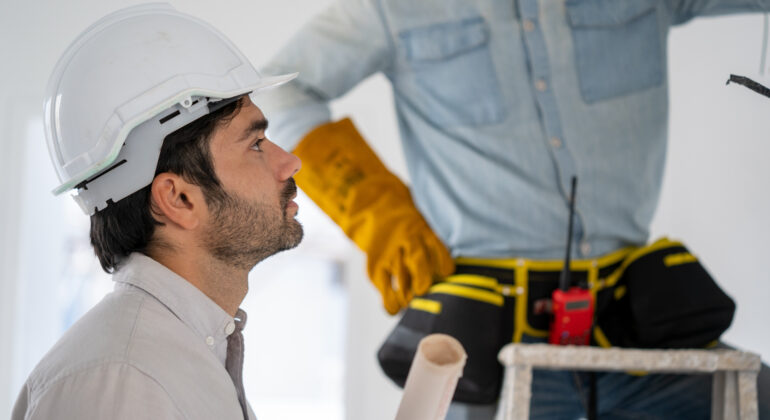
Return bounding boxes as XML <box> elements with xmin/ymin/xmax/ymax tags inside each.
<box><xmin>394</xmin><ymin>334</ymin><xmax>468</xmax><ymax>420</ymax></box>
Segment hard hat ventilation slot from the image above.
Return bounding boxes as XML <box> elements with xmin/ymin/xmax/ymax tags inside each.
<box><xmin>159</xmin><ymin>110</ymin><xmax>181</xmax><ymax>125</ymax></box>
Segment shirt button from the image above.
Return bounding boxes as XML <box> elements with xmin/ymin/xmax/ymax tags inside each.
<box><xmin>225</xmin><ymin>321</ymin><xmax>235</xmax><ymax>335</ymax></box>
<box><xmin>522</xmin><ymin>20</ymin><xmax>535</xmax><ymax>32</ymax></box>
<box><xmin>535</xmin><ymin>79</ymin><xmax>548</xmax><ymax>92</ymax></box>
<box><xmin>580</xmin><ymin>241</ymin><xmax>592</xmax><ymax>257</ymax></box>
<box><xmin>549</xmin><ymin>137</ymin><xmax>562</xmax><ymax>148</ymax></box>
<box><xmin>205</xmin><ymin>336</ymin><xmax>215</xmax><ymax>346</ymax></box>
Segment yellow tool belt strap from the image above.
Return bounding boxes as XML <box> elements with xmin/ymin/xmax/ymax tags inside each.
<box><xmin>454</xmin><ymin>246</ymin><xmax>636</xmax><ymax>344</ymax></box>
<box><xmin>452</xmin><ymin>238</ymin><xmax>692</xmax><ymax>346</ymax></box>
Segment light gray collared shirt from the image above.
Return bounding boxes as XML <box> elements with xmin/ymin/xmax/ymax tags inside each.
<box><xmin>12</xmin><ymin>253</ymin><xmax>255</xmax><ymax>419</ymax></box>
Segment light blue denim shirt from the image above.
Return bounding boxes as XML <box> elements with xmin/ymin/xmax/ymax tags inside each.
<box><xmin>258</xmin><ymin>0</ymin><xmax>770</xmax><ymax>260</ymax></box>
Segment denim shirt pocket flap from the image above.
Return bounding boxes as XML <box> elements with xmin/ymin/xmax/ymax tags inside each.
<box><xmin>566</xmin><ymin>0</ymin><xmax>657</xmax><ymax>27</ymax></box>
<box><xmin>400</xmin><ymin>17</ymin><xmax>489</xmax><ymax>62</ymax></box>
<box><xmin>565</xmin><ymin>0</ymin><xmax>663</xmax><ymax>103</ymax></box>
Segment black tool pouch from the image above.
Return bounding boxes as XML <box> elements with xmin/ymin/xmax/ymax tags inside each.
<box><xmin>377</xmin><ymin>274</ymin><xmax>504</xmax><ymax>404</ymax></box>
<box><xmin>595</xmin><ymin>239</ymin><xmax>736</xmax><ymax>349</ymax></box>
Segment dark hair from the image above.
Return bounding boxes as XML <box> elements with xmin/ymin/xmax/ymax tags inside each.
<box><xmin>89</xmin><ymin>97</ymin><xmax>244</xmax><ymax>273</ymax></box>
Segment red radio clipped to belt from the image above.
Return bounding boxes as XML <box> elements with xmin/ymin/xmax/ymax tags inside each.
<box><xmin>549</xmin><ymin>287</ymin><xmax>593</xmax><ymax>345</ymax></box>
<box><xmin>548</xmin><ymin>177</ymin><xmax>594</xmax><ymax>346</ymax></box>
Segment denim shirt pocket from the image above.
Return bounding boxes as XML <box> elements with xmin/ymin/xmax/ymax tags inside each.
<box><xmin>566</xmin><ymin>0</ymin><xmax>664</xmax><ymax>104</ymax></box>
<box><xmin>399</xmin><ymin>17</ymin><xmax>506</xmax><ymax>126</ymax></box>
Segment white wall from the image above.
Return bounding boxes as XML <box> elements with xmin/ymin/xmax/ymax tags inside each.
<box><xmin>654</xmin><ymin>15</ymin><xmax>770</xmax><ymax>358</ymax></box>
<box><xmin>0</xmin><ymin>1</ymin><xmax>768</xmax><ymax>419</ymax></box>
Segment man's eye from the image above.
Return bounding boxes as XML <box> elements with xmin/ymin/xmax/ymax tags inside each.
<box><xmin>250</xmin><ymin>138</ymin><xmax>265</xmax><ymax>151</ymax></box>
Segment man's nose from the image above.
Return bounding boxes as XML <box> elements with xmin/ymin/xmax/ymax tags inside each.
<box><xmin>275</xmin><ymin>144</ymin><xmax>301</xmax><ymax>180</ymax></box>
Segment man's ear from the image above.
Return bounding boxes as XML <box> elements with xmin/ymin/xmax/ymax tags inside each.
<box><xmin>150</xmin><ymin>173</ymin><xmax>205</xmax><ymax>230</ymax></box>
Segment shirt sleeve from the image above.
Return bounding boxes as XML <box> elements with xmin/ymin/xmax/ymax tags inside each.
<box><xmin>666</xmin><ymin>0</ymin><xmax>770</xmax><ymax>25</ymax></box>
<box><xmin>21</xmin><ymin>362</ymin><xmax>184</xmax><ymax>420</ymax></box>
<box><xmin>256</xmin><ymin>0</ymin><xmax>395</xmax><ymax>150</ymax></box>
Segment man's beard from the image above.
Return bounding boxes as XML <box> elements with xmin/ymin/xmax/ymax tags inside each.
<box><xmin>203</xmin><ymin>178</ymin><xmax>303</xmax><ymax>270</ymax></box>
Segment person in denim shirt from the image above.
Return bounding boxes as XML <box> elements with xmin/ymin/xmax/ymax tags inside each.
<box><xmin>258</xmin><ymin>0</ymin><xmax>770</xmax><ymax>418</ymax></box>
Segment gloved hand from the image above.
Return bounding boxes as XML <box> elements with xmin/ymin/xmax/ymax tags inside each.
<box><xmin>293</xmin><ymin>118</ymin><xmax>455</xmax><ymax>314</ymax></box>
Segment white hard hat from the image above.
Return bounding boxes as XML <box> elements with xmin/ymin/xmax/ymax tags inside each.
<box><xmin>44</xmin><ymin>3</ymin><xmax>297</xmax><ymax>215</ymax></box>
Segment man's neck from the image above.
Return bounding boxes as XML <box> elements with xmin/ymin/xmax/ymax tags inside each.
<box><xmin>149</xmin><ymin>246</ymin><xmax>248</xmax><ymax>317</ymax></box>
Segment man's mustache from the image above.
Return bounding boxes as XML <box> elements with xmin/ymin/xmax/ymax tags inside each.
<box><xmin>280</xmin><ymin>178</ymin><xmax>297</xmax><ymax>208</ymax></box>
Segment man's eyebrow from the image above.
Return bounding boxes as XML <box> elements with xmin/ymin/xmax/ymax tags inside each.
<box><xmin>238</xmin><ymin>118</ymin><xmax>269</xmax><ymax>142</ymax></box>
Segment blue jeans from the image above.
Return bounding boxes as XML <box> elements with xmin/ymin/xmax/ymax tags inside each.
<box><xmin>446</xmin><ymin>341</ymin><xmax>770</xmax><ymax>420</ymax></box>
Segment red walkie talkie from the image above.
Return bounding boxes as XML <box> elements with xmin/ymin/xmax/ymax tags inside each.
<box><xmin>549</xmin><ymin>177</ymin><xmax>594</xmax><ymax>346</ymax></box>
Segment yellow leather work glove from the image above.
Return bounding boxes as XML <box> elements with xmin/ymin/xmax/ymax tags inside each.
<box><xmin>293</xmin><ymin>118</ymin><xmax>455</xmax><ymax>314</ymax></box>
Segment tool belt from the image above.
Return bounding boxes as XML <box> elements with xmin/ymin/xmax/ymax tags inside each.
<box><xmin>377</xmin><ymin>237</ymin><xmax>736</xmax><ymax>404</ymax></box>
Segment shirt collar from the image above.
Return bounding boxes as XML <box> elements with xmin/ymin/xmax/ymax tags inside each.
<box><xmin>113</xmin><ymin>253</ymin><xmax>245</xmax><ymax>366</ymax></box>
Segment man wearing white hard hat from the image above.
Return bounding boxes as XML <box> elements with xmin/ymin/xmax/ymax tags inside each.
<box><xmin>12</xmin><ymin>4</ymin><xmax>301</xmax><ymax>419</ymax></box>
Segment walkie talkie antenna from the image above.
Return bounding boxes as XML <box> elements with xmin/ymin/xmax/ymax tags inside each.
<box><xmin>559</xmin><ymin>177</ymin><xmax>578</xmax><ymax>292</ymax></box>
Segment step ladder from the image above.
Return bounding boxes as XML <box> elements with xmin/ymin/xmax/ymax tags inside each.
<box><xmin>496</xmin><ymin>343</ymin><xmax>761</xmax><ymax>420</ymax></box>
